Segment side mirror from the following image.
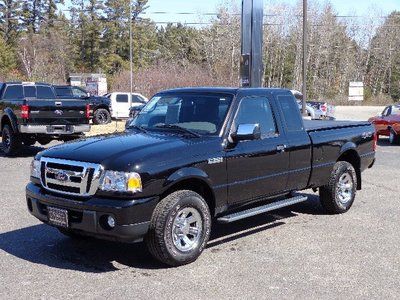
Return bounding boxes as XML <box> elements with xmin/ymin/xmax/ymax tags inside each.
<box><xmin>129</xmin><ymin>105</ymin><xmax>145</xmax><ymax>118</ymax></box>
<box><xmin>230</xmin><ymin>124</ymin><xmax>261</xmax><ymax>143</ymax></box>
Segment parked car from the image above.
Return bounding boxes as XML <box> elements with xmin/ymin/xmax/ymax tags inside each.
<box><xmin>368</xmin><ymin>104</ymin><xmax>400</xmax><ymax>144</ymax></box>
<box><xmin>0</xmin><ymin>82</ymin><xmax>90</xmax><ymax>156</ymax></box>
<box><xmin>291</xmin><ymin>90</ymin><xmax>335</xmax><ymax>120</ymax></box>
<box><xmin>54</xmin><ymin>85</ymin><xmax>112</xmax><ymax>125</ymax></box>
<box><xmin>27</xmin><ymin>87</ymin><xmax>375</xmax><ymax>266</ymax></box>
<box><xmin>104</xmin><ymin>92</ymin><xmax>148</xmax><ymax>119</ymax></box>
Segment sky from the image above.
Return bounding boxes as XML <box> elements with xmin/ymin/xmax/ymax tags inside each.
<box><xmin>61</xmin><ymin>0</ymin><xmax>400</xmax><ymax>24</ymax></box>
<box><xmin>143</xmin><ymin>0</ymin><xmax>399</xmax><ymax>24</ymax></box>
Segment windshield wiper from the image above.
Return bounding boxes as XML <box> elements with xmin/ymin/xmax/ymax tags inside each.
<box><xmin>154</xmin><ymin>124</ymin><xmax>201</xmax><ymax>137</ymax></box>
<box><xmin>128</xmin><ymin>125</ymin><xmax>147</xmax><ymax>133</ymax></box>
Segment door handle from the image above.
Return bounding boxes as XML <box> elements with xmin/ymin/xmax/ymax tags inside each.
<box><xmin>276</xmin><ymin>145</ymin><xmax>287</xmax><ymax>152</ymax></box>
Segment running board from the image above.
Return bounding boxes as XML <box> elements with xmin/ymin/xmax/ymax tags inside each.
<box><xmin>217</xmin><ymin>195</ymin><xmax>308</xmax><ymax>223</ymax></box>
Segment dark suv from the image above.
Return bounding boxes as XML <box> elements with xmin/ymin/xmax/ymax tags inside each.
<box><xmin>54</xmin><ymin>85</ymin><xmax>112</xmax><ymax>125</ymax></box>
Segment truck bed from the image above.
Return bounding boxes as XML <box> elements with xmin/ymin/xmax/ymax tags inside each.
<box><xmin>304</xmin><ymin>120</ymin><xmax>370</xmax><ymax>132</ymax></box>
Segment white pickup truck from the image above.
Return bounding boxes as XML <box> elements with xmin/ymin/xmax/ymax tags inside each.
<box><xmin>104</xmin><ymin>92</ymin><xmax>148</xmax><ymax>119</ymax></box>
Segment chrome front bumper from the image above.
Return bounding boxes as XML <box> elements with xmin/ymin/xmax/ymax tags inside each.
<box><xmin>19</xmin><ymin>124</ymin><xmax>90</xmax><ymax>134</ymax></box>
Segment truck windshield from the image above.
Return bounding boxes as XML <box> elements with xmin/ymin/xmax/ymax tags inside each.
<box><xmin>129</xmin><ymin>93</ymin><xmax>233</xmax><ymax>135</ymax></box>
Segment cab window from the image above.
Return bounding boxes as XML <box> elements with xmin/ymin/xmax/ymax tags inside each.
<box><xmin>234</xmin><ymin>96</ymin><xmax>278</xmax><ymax>138</ymax></box>
<box><xmin>37</xmin><ymin>86</ymin><xmax>55</xmax><ymax>99</ymax></box>
<box><xmin>72</xmin><ymin>87</ymin><xmax>87</xmax><ymax>97</ymax></box>
<box><xmin>116</xmin><ymin>94</ymin><xmax>128</xmax><ymax>103</ymax></box>
<box><xmin>3</xmin><ymin>85</ymin><xmax>23</xmax><ymax>100</ymax></box>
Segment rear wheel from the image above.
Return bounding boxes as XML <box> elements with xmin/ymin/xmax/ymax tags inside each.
<box><xmin>319</xmin><ymin>161</ymin><xmax>357</xmax><ymax>214</ymax></box>
<box><xmin>389</xmin><ymin>129</ymin><xmax>399</xmax><ymax>145</ymax></box>
<box><xmin>145</xmin><ymin>190</ymin><xmax>211</xmax><ymax>266</ymax></box>
<box><xmin>93</xmin><ymin>108</ymin><xmax>111</xmax><ymax>125</ymax></box>
<box><xmin>1</xmin><ymin>125</ymin><xmax>22</xmax><ymax>156</ymax></box>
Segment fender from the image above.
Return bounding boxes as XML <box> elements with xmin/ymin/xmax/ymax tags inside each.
<box><xmin>164</xmin><ymin>167</ymin><xmax>213</xmax><ymax>189</ymax></box>
<box><xmin>339</xmin><ymin>141</ymin><xmax>357</xmax><ymax>156</ymax></box>
<box><xmin>1</xmin><ymin>108</ymin><xmax>19</xmax><ymax>133</ymax></box>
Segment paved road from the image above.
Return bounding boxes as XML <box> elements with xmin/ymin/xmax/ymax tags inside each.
<box><xmin>0</xmin><ymin>139</ymin><xmax>399</xmax><ymax>299</ymax></box>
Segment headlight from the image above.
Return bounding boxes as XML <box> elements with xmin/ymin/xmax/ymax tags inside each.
<box><xmin>31</xmin><ymin>159</ymin><xmax>41</xmax><ymax>179</ymax></box>
<box><xmin>99</xmin><ymin>171</ymin><xmax>142</xmax><ymax>193</ymax></box>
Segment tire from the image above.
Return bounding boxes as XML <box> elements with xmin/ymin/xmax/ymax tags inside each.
<box><xmin>389</xmin><ymin>129</ymin><xmax>399</xmax><ymax>145</ymax></box>
<box><xmin>93</xmin><ymin>108</ymin><xmax>111</xmax><ymax>125</ymax></box>
<box><xmin>319</xmin><ymin>161</ymin><xmax>357</xmax><ymax>214</ymax></box>
<box><xmin>145</xmin><ymin>190</ymin><xmax>212</xmax><ymax>267</ymax></box>
<box><xmin>1</xmin><ymin>124</ymin><xmax>22</xmax><ymax>156</ymax></box>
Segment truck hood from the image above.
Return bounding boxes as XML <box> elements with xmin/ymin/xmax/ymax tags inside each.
<box><xmin>37</xmin><ymin>131</ymin><xmax>203</xmax><ymax>171</ymax></box>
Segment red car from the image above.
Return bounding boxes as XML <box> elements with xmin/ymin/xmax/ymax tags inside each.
<box><xmin>369</xmin><ymin>104</ymin><xmax>400</xmax><ymax>144</ymax></box>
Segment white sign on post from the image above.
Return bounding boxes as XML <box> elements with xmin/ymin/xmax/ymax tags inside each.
<box><xmin>349</xmin><ymin>82</ymin><xmax>364</xmax><ymax>101</ymax></box>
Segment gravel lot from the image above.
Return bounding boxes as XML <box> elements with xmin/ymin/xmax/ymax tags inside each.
<box><xmin>1</xmin><ymin>107</ymin><xmax>399</xmax><ymax>299</ymax></box>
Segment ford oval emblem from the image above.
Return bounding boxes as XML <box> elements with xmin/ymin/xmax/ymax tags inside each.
<box><xmin>55</xmin><ymin>171</ymin><xmax>69</xmax><ymax>182</ymax></box>
<box><xmin>54</xmin><ymin>110</ymin><xmax>64</xmax><ymax>116</ymax></box>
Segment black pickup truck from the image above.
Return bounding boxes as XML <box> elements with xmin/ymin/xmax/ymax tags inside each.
<box><xmin>54</xmin><ymin>85</ymin><xmax>112</xmax><ymax>125</ymax></box>
<box><xmin>26</xmin><ymin>88</ymin><xmax>376</xmax><ymax>266</ymax></box>
<box><xmin>0</xmin><ymin>82</ymin><xmax>90</xmax><ymax>155</ymax></box>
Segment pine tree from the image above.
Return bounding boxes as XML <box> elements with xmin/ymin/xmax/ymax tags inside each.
<box><xmin>0</xmin><ymin>0</ymin><xmax>23</xmax><ymax>45</ymax></box>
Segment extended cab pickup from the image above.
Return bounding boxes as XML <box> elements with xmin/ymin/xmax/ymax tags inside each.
<box><xmin>0</xmin><ymin>82</ymin><xmax>91</xmax><ymax>155</ymax></box>
<box><xmin>26</xmin><ymin>88</ymin><xmax>376</xmax><ymax>266</ymax></box>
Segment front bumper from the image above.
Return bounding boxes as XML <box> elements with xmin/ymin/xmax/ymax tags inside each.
<box><xmin>19</xmin><ymin>124</ymin><xmax>90</xmax><ymax>134</ymax></box>
<box><xmin>26</xmin><ymin>182</ymin><xmax>158</xmax><ymax>243</ymax></box>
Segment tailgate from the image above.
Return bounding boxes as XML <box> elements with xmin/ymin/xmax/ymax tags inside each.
<box><xmin>27</xmin><ymin>99</ymin><xmax>88</xmax><ymax>125</ymax></box>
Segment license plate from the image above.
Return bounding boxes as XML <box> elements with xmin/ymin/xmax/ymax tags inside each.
<box><xmin>48</xmin><ymin>206</ymin><xmax>69</xmax><ymax>228</ymax></box>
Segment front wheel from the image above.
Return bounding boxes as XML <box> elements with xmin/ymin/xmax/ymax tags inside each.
<box><xmin>93</xmin><ymin>109</ymin><xmax>111</xmax><ymax>125</ymax></box>
<box><xmin>319</xmin><ymin>161</ymin><xmax>357</xmax><ymax>214</ymax></box>
<box><xmin>145</xmin><ymin>190</ymin><xmax>212</xmax><ymax>267</ymax></box>
<box><xmin>389</xmin><ymin>129</ymin><xmax>399</xmax><ymax>145</ymax></box>
<box><xmin>1</xmin><ymin>125</ymin><xmax>22</xmax><ymax>156</ymax></box>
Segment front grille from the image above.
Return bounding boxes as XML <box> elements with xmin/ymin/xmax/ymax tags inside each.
<box><xmin>40</xmin><ymin>157</ymin><xmax>103</xmax><ymax>197</ymax></box>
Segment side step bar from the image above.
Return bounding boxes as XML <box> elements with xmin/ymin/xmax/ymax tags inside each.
<box><xmin>217</xmin><ymin>195</ymin><xmax>308</xmax><ymax>223</ymax></box>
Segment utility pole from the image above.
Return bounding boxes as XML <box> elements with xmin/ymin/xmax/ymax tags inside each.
<box><xmin>302</xmin><ymin>0</ymin><xmax>307</xmax><ymax>116</ymax></box>
<box><xmin>129</xmin><ymin>0</ymin><xmax>133</xmax><ymax>109</ymax></box>
<box><xmin>240</xmin><ymin>0</ymin><xmax>264</xmax><ymax>88</ymax></box>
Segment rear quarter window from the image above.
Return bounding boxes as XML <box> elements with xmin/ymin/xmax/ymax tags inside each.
<box><xmin>277</xmin><ymin>94</ymin><xmax>304</xmax><ymax>131</ymax></box>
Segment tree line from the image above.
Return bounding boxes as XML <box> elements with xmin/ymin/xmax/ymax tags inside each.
<box><xmin>0</xmin><ymin>0</ymin><xmax>399</xmax><ymax>103</ymax></box>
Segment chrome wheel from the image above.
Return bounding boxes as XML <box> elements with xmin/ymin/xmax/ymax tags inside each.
<box><xmin>389</xmin><ymin>131</ymin><xmax>394</xmax><ymax>144</ymax></box>
<box><xmin>336</xmin><ymin>173</ymin><xmax>353</xmax><ymax>204</ymax></box>
<box><xmin>172</xmin><ymin>207</ymin><xmax>203</xmax><ymax>252</ymax></box>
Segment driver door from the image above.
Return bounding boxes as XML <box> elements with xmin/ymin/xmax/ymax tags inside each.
<box><xmin>226</xmin><ymin>95</ymin><xmax>289</xmax><ymax>204</ymax></box>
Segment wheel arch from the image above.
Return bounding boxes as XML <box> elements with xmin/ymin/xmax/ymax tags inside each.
<box><xmin>93</xmin><ymin>104</ymin><xmax>110</xmax><ymax>112</ymax></box>
<box><xmin>1</xmin><ymin>109</ymin><xmax>19</xmax><ymax>133</ymax></box>
<box><xmin>337</xmin><ymin>147</ymin><xmax>361</xmax><ymax>190</ymax></box>
<box><xmin>161</xmin><ymin>168</ymin><xmax>216</xmax><ymax>216</ymax></box>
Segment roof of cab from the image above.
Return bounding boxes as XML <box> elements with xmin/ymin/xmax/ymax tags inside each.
<box><xmin>157</xmin><ymin>87</ymin><xmax>291</xmax><ymax>95</ymax></box>
<box><xmin>3</xmin><ymin>81</ymin><xmax>52</xmax><ymax>86</ymax></box>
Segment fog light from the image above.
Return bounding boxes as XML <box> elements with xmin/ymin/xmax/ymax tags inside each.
<box><xmin>107</xmin><ymin>215</ymin><xmax>116</xmax><ymax>228</ymax></box>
